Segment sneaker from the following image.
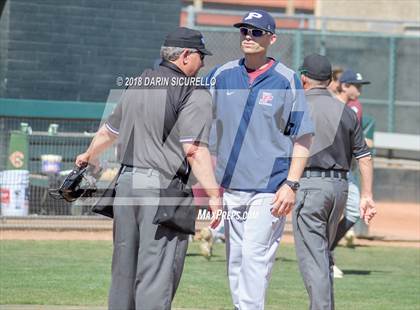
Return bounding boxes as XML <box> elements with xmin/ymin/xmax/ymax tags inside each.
<box><xmin>344</xmin><ymin>230</ymin><xmax>355</xmax><ymax>248</ymax></box>
<box><xmin>200</xmin><ymin>241</ymin><xmax>212</xmax><ymax>259</ymax></box>
<box><xmin>199</xmin><ymin>228</ymin><xmax>213</xmax><ymax>259</ymax></box>
<box><xmin>333</xmin><ymin>265</ymin><xmax>344</xmax><ymax>278</ymax></box>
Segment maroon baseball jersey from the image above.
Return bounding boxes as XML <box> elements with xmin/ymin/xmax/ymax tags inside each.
<box><xmin>347</xmin><ymin>99</ymin><xmax>363</xmax><ymax>123</ymax></box>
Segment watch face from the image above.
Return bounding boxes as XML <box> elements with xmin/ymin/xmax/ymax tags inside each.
<box><xmin>287</xmin><ymin>180</ymin><xmax>299</xmax><ymax>190</ymax></box>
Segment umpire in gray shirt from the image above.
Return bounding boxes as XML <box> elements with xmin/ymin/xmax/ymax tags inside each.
<box><xmin>293</xmin><ymin>54</ymin><xmax>377</xmax><ymax>310</ymax></box>
<box><xmin>76</xmin><ymin>27</ymin><xmax>222</xmax><ymax>310</ymax></box>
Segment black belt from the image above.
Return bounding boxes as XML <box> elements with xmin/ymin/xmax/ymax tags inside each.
<box><xmin>304</xmin><ymin>169</ymin><xmax>348</xmax><ymax>180</ymax></box>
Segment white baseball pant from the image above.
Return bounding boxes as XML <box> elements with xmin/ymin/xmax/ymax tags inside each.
<box><xmin>224</xmin><ymin>189</ymin><xmax>286</xmax><ymax>310</ymax></box>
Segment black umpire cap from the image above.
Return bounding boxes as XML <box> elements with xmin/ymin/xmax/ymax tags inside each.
<box><xmin>299</xmin><ymin>54</ymin><xmax>332</xmax><ymax>81</ymax></box>
<box><xmin>163</xmin><ymin>27</ymin><xmax>212</xmax><ymax>55</ymax></box>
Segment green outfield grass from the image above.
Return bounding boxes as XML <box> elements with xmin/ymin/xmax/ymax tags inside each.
<box><xmin>0</xmin><ymin>240</ymin><xmax>419</xmax><ymax>309</ymax></box>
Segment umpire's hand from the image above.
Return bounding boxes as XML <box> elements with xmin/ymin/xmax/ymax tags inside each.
<box><xmin>271</xmin><ymin>185</ymin><xmax>296</xmax><ymax>217</ymax></box>
<box><xmin>360</xmin><ymin>196</ymin><xmax>377</xmax><ymax>224</ymax></box>
<box><xmin>75</xmin><ymin>152</ymin><xmax>90</xmax><ymax>167</ymax></box>
<box><xmin>75</xmin><ymin>152</ymin><xmax>100</xmax><ymax>173</ymax></box>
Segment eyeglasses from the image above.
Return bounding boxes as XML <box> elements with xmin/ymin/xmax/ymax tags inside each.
<box><xmin>239</xmin><ymin>27</ymin><xmax>269</xmax><ymax>37</ymax></box>
<box><xmin>192</xmin><ymin>51</ymin><xmax>205</xmax><ymax>61</ymax></box>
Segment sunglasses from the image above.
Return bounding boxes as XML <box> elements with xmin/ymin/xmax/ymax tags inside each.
<box><xmin>239</xmin><ymin>27</ymin><xmax>269</xmax><ymax>37</ymax></box>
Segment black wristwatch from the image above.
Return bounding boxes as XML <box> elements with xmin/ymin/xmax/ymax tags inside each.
<box><xmin>284</xmin><ymin>180</ymin><xmax>300</xmax><ymax>191</ymax></box>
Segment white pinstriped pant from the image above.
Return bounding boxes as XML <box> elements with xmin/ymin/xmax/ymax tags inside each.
<box><xmin>224</xmin><ymin>189</ymin><xmax>286</xmax><ymax>310</ymax></box>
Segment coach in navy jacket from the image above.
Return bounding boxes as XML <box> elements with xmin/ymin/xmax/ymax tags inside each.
<box><xmin>206</xmin><ymin>10</ymin><xmax>313</xmax><ymax>310</ymax></box>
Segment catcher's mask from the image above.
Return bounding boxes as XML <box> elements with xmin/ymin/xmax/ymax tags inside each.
<box><xmin>49</xmin><ymin>165</ymin><xmax>97</xmax><ymax>202</ymax></box>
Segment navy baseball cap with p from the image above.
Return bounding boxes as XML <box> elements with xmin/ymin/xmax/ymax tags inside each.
<box><xmin>234</xmin><ymin>10</ymin><xmax>276</xmax><ymax>34</ymax></box>
<box><xmin>339</xmin><ymin>69</ymin><xmax>370</xmax><ymax>85</ymax></box>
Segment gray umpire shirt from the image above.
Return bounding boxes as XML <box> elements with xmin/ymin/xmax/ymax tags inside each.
<box><xmin>304</xmin><ymin>88</ymin><xmax>370</xmax><ymax>171</ymax></box>
<box><xmin>105</xmin><ymin>61</ymin><xmax>212</xmax><ymax>180</ymax></box>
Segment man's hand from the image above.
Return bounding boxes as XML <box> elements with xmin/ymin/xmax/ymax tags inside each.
<box><xmin>76</xmin><ymin>153</ymin><xmax>101</xmax><ymax>173</ymax></box>
<box><xmin>209</xmin><ymin>196</ymin><xmax>223</xmax><ymax>229</ymax></box>
<box><xmin>271</xmin><ymin>184</ymin><xmax>296</xmax><ymax>217</ymax></box>
<box><xmin>75</xmin><ymin>152</ymin><xmax>90</xmax><ymax>168</ymax></box>
<box><xmin>360</xmin><ymin>196</ymin><xmax>377</xmax><ymax>224</ymax></box>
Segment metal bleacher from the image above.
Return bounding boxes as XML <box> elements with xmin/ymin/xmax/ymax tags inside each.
<box><xmin>374</xmin><ymin>132</ymin><xmax>420</xmax><ymax>160</ymax></box>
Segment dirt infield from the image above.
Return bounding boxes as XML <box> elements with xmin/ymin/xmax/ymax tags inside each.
<box><xmin>367</xmin><ymin>202</ymin><xmax>419</xmax><ymax>240</ymax></box>
<box><xmin>1</xmin><ymin>202</ymin><xmax>419</xmax><ymax>248</ymax></box>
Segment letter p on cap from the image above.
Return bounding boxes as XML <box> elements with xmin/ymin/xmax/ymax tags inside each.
<box><xmin>245</xmin><ymin>12</ymin><xmax>262</xmax><ymax>20</ymax></box>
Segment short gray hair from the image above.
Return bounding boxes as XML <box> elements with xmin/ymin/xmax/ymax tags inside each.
<box><xmin>160</xmin><ymin>46</ymin><xmax>198</xmax><ymax>61</ymax></box>
<box><xmin>305</xmin><ymin>75</ymin><xmax>330</xmax><ymax>87</ymax></box>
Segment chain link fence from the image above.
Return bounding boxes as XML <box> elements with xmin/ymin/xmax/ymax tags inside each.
<box><xmin>0</xmin><ymin>29</ymin><xmax>419</xmax><ymax>230</ymax></box>
<box><xmin>0</xmin><ymin>116</ymin><xmax>117</xmax><ymax>229</ymax></box>
<box><xmin>198</xmin><ymin>28</ymin><xmax>420</xmax><ymax>135</ymax></box>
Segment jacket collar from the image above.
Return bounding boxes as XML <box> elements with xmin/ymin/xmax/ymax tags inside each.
<box><xmin>160</xmin><ymin>60</ymin><xmax>187</xmax><ymax>76</ymax></box>
<box><xmin>238</xmin><ymin>57</ymin><xmax>278</xmax><ymax>85</ymax></box>
<box><xmin>305</xmin><ymin>87</ymin><xmax>332</xmax><ymax>96</ymax></box>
